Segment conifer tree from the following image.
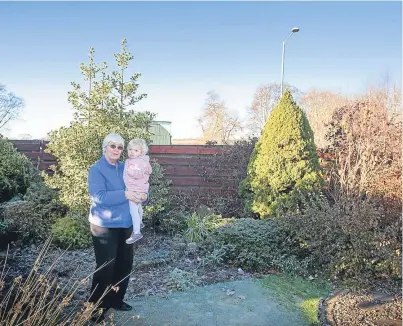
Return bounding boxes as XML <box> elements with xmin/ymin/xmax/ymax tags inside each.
<box><xmin>239</xmin><ymin>89</ymin><xmax>323</xmax><ymax>218</ymax></box>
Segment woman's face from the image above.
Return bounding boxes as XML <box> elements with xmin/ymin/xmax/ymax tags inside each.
<box><xmin>105</xmin><ymin>142</ymin><xmax>123</xmax><ymax>162</ymax></box>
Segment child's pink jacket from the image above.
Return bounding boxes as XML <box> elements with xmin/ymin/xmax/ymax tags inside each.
<box><xmin>123</xmin><ymin>155</ymin><xmax>152</xmax><ymax>193</ymax></box>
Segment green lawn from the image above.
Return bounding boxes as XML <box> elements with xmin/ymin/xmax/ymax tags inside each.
<box><xmin>258</xmin><ymin>274</ymin><xmax>331</xmax><ymax>326</ymax></box>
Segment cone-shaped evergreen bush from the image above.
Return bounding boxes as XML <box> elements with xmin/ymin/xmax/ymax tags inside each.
<box><xmin>239</xmin><ymin>89</ymin><xmax>323</xmax><ymax>218</ymax></box>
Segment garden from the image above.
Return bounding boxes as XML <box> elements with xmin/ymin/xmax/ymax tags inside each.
<box><xmin>0</xmin><ymin>41</ymin><xmax>401</xmax><ymax>326</ymax></box>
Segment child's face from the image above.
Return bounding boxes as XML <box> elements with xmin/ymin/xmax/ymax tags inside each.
<box><xmin>128</xmin><ymin>145</ymin><xmax>143</xmax><ymax>158</ymax></box>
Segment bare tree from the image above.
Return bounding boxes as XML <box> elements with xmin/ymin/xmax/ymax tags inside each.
<box><xmin>246</xmin><ymin>83</ymin><xmax>302</xmax><ymax>137</ymax></box>
<box><xmin>300</xmin><ymin>89</ymin><xmax>349</xmax><ymax>149</ymax></box>
<box><xmin>326</xmin><ymin>89</ymin><xmax>402</xmax><ymax>204</ymax></box>
<box><xmin>0</xmin><ymin>84</ymin><xmax>24</xmax><ymax>130</ymax></box>
<box><xmin>197</xmin><ymin>91</ymin><xmax>242</xmax><ymax>144</ymax></box>
<box><xmin>378</xmin><ymin>73</ymin><xmax>402</xmax><ymax>118</ymax></box>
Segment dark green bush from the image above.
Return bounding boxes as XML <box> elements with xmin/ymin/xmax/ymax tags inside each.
<box><xmin>155</xmin><ymin>208</ymin><xmax>188</xmax><ymax>235</ymax></box>
<box><xmin>51</xmin><ymin>213</ymin><xmax>91</xmax><ymax>249</ymax></box>
<box><xmin>1</xmin><ymin>181</ymin><xmax>66</xmax><ymax>244</ymax></box>
<box><xmin>202</xmin><ymin>218</ymin><xmax>307</xmax><ymax>273</ymax></box>
<box><xmin>143</xmin><ymin>162</ymin><xmax>172</xmax><ymax>231</ymax></box>
<box><xmin>0</xmin><ymin>137</ymin><xmax>36</xmax><ymax>203</ymax></box>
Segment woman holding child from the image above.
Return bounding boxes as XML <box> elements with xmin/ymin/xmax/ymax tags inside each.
<box><xmin>87</xmin><ymin>133</ymin><xmax>151</xmax><ymax>323</ymax></box>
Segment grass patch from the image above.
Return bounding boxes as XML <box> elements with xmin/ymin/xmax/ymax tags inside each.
<box><xmin>258</xmin><ymin>274</ymin><xmax>330</xmax><ymax>326</ymax></box>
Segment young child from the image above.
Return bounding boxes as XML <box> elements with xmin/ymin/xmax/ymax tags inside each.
<box><xmin>123</xmin><ymin>138</ymin><xmax>152</xmax><ymax>244</ymax></box>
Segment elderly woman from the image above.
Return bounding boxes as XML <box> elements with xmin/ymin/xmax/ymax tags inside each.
<box><xmin>87</xmin><ymin>133</ymin><xmax>146</xmax><ymax>323</ymax></box>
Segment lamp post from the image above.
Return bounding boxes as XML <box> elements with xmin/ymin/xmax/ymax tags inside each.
<box><xmin>281</xmin><ymin>27</ymin><xmax>299</xmax><ymax>96</ymax></box>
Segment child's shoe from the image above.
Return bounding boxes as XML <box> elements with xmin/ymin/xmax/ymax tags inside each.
<box><xmin>126</xmin><ymin>233</ymin><xmax>143</xmax><ymax>244</ymax></box>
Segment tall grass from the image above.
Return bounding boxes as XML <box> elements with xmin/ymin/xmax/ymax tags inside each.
<box><xmin>0</xmin><ymin>238</ymin><xmax>109</xmax><ymax>325</ymax></box>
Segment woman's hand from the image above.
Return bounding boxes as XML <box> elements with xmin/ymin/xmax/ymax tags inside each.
<box><xmin>125</xmin><ymin>191</ymin><xmax>140</xmax><ymax>203</ymax></box>
<box><xmin>125</xmin><ymin>191</ymin><xmax>147</xmax><ymax>204</ymax></box>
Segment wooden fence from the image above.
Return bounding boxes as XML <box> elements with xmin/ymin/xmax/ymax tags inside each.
<box><xmin>9</xmin><ymin>140</ymin><xmax>226</xmax><ymax>192</ymax></box>
<box><xmin>9</xmin><ymin>140</ymin><xmax>333</xmax><ymax>195</ymax></box>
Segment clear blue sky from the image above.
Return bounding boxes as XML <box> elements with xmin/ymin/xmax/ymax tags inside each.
<box><xmin>1</xmin><ymin>1</ymin><xmax>401</xmax><ymax>139</ymax></box>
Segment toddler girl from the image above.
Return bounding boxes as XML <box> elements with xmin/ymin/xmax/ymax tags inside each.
<box><xmin>123</xmin><ymin>138</ymin><xmax>152</xmax><ymax>244</ymax></box>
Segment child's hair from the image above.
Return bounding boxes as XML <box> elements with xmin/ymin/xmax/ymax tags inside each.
<box><xmin>127</xmin><ymin>138</ymin><xmax>148</xmax><ymax>154</ymax></box>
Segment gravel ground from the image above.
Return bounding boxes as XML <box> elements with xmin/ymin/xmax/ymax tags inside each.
<box><xmin>325</xmin><ymin>288</ymin><xmax>402</xmax><ymax>326</ymax></box>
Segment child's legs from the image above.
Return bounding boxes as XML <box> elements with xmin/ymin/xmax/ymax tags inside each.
<box><xmin>138</xmin><ymin>204</ymin><xmax>143</xmax><ymax>224</ymax></box>
<box><xmin>129</xmin><ymin>201</ymin><xmax>141</xmax><ymax>235</ymax></box>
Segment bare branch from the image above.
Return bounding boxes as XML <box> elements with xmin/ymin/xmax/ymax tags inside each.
<box><xmin>246</xmin><ymin>83</ymin><xmax>302</xmax><ymax>137</ymax></box>
<box><xmin>197</xmin><ymin>91</ymin><xmax>243</xmax><ymax>144</ymax></box>
<box><xmin>300</xmin><ymin>89</ymin><xmax>349</xmax><ymax>149</ymax></box>
<box><xmin>0</xmin><ymin>84</ymin><xmax>24</xmax><ymax>130</ymax></box>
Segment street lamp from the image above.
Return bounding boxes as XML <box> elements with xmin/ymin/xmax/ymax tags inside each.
<box><xmin>281</xmin><ymin>27</ymin><xmax>299</xmax><ymax>96</ymax></box>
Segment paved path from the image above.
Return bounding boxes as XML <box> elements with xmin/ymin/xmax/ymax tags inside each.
<box><xmin>111</xmin><ymin>279</ymin><xmax>308</xmax><ymax>326</ymax></box>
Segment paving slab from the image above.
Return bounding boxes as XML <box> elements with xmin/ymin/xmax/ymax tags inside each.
<box><xmin>111</xmin><ymin>279</ymin><xmax>308</xmax><ymax>326</ymax></box>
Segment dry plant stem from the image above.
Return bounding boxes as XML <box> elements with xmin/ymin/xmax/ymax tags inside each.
<box><xmin>21</xmin><ymin>260</ymin><xmax>110</xmax><ymax>326</ymax></box>
<box><xmin>0</xmin><ymin>237</ymin><xmax>127</xmax><ymax>326</ymax></box>
<box><xmin>0</xmin><ymin>245</ymin><xmax>9</xmax><ymax>282</ymax></box>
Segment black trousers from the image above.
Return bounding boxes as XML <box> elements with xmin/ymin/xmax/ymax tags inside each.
<box><xmin>89</xmin><ymin>224</ymin><xmax>134</xmax><ymax>310</ymax></box>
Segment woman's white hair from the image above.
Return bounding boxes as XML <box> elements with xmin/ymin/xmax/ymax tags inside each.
<box><xmin>102</xmin><ymin>133</ymin><xmax>125</xmax><ymax>154</ymax></box>
<box><xmin>127</xmin><ymin>138</ymin><xmax>148</xmax><ymax>154</ymax></box>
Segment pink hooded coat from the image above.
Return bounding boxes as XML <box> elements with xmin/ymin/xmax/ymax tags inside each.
<box><xmin>123</xmin><ymin>155</ymin><xmax>152</xmax><ymax>193</ymax></box>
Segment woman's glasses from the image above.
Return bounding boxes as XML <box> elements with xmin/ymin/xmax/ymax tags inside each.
<box><xmin>109</xmin><ymin>144</ymin><xmax>124</xmax><ymax>151</ymax></box>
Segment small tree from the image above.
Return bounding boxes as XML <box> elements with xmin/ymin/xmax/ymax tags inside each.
<box><xmin>44</xmin><ymin>40</ymin><xmax>156</xmax><ymax>214</ymax></box>
<box><xmin>239</xmin><ymin>89</ymin><xmax>322</xmax><ymax>218</ymax></box>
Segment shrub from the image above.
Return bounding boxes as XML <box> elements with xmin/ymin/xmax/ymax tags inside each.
<box><xmin>51</xmin><ymin>213</ymin><xmax>92</xmax><ymax>249</ymax></box>
<box><xmin>239</xmin><ymin>90</ymin><xmax>323</xmax><ymax>218</ymax></box>
<box><xmin>167</xmin><ymin>268</ymin><xmax>200</xmax><ymax>291</ymax></box>
<box><xmin>183</xmin><ymin>207</ymin><xmax>232</xmax><ymax>244</ymax></box>
<box><xmin>202</xmin><ymin>218</ymin><xmax>306</xmax><ymax>273</ymax></box>
<box><xmin>203</xmin><ymin>211</ymin><xmax>233</xmax><ymax>231</ymax></box>
<box><xmin>0</xmin><ymin>137</ymin><xmax>36</xmax><ymax>203</ymax></box>
<box><xmin>279</xmin><ymin>194</ymin><xmax>402</xmax><ymax>288</ymax></box>
<box><xmin>184</xmin><ymin>212</ymin><xmax>209</xmax><ymax>243</ymax></box>
<box><xmin>143</xmin><ymin>161</ymin><xmax>172</xmax><ymax>231</ymax></box>
<box><xmin>311</xmin><ymin>90</ymin><xmax>403</xmax><ymax>288</ymax></box>
<box><xmin>155</xmin><ymin>207</ymin><xmax>188</xmax><ymax>235</ymax></box>
<box><xmin>325</xmin><ymin>93</ymin><xmax>402</xmax><ymax>203</ymax></box>
<box><xmin>1</xmin><ymin>181</ymin><xmax>66</xmax><ymax>244</ymax></box>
